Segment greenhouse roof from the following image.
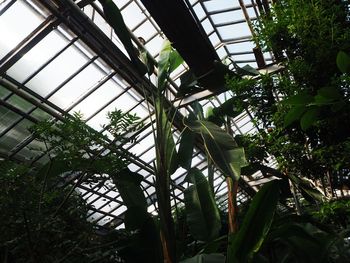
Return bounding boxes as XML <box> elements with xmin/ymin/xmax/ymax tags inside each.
<box><xmin>0</xmin><ymin>0</ymin><xmax>278</xmax><ymax>228</ymax></box>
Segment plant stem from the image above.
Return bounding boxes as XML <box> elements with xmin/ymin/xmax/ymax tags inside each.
<box><xmin>227</xmin><ymin>177</ymin><xmax>239</xmax><ymax>233</ymax></box>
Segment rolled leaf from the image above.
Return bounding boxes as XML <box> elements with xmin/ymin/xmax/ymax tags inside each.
<box><xmin>184</xmin><ymin>168</ymin><xmax>221</xmax><ymax>241</ymax></box>
<box><xmin>98</xmin><ymin>0</ymin><xmax>147</xmax><ymax>75</ymax></box>
<box><xmin>110</xmin><ymin>168</ymin><xmax>148</xmax><ymax>211</ymax></box>
<box><xmin>155</xmin><ymin>98</ymin><xmax>178</xmax><ymax>175</ymax></box>
<box><xmin>227</xmin><ymin>180</ymin><xmax>280</xmax><ymax>262</ymax></box>
<box><xmin>157</xmin><ymin>40</ymin><xmax>183</xmax><ymax>91</ymax></box>
<box><xmin>178</xmin><ymin>127</ymin><xmax>195</xmax><ymax>170</ymax></box>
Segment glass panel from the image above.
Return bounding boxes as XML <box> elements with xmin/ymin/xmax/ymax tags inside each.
<box><xmin>0</xmin><ymin>1</ymin><xmax>44</xmax><ymax>60</ymax></box>
<box><xmin>15</xmin><ymin>139</ymin><xmax>46</xmax><ymax>162</ymax></box>
<box><xmin>0</xmin><ymin>106</ymin><xmax>20</xmax><ymax>134</ymax></box>
<box><xmin>227</xmin><ymin>41</ymin><xmax>254</xmax><ymax>54</ymax></box>
<box><xmin>26</xmin><ymin>45</ymin><xmax>89</xmax><ymax>97</ymax></box>
<box><xmin>48</xmin><ymin>63</ymin><xmax>106</xmax><ymax>109</ymax></box>
<box><xmin>0</xmin><ymin>119</ymin><xmax>33</xmax><ymax>152</ymax></box>
<box><xmin>69</xmin><ymin>78</ymin><xmax>125</xmax><ymax>120</ymax></box>
<box><xmin>121</xmin><ymin>2</ymin><xmax>145</xmax><ymax>30</ymax></box>
<box><xmin>212</xmin><ymin>11</ymin><xmax>244</xmax><ymax>25</ymax></box>
<box><xmin>134</xmin><ymin>20</ymin><xmax>156</xmax><ymax>42</ymax></box>
<box><xmin>144</xmin><ymin>34</ymin><xmax>164</xmax><ymax>56</ymax></box>
<box><xmin>83</xmin><ymin>87</ymin><xmax>141</xmax><ymax>130</ymax></box>
<box><xmin>31</xmin><ymin>108</ymin><xmax>52</xmax><ymax>121</ymax></box>
<box><xmin>7</xmin><ymin>30</ymin><xmax>70</xmax><ymax>83</ymax></box>
<box><xmin>193</xmin><ymin>3</ymin><xmax>206</xmax><ymax>20</ymax></box>
<box><xmin>218</xmin><ymin>23</ymin><xmax>251</xmax><ymax>39</ymax></box>
<box><xmin>201</xmin><ymin>18</ymin><xmax>214</xmax><ymax>34</ymax></box>
<box><xmin>0</xmin><ymin>85</ymin><xmax>11</xmax><ymax>99</ymax></box>
<box><xmin>7</xmin><ymin>94</ymin><xmax>33</xmax><ymax>112</ymax></box>
<box><xmin>204</xmin><ymin>0</ymin><xmax>236</xmax><ymax>12</ymax></box>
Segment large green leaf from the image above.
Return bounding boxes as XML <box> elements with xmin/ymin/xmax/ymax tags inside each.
<box><xmin>317</xmin><ymin>87</ymin><xmax>341</xmax><ymax>101</ymax></box>
<box><xmin>206</xmin><ymin>99</ymin><xmax>244</xmax><ymax>127</ymax></box>
<box><xmin>157</xmin><ymin>40</ymin><xmax>183</xmax><ymax>91</ymax></box>
<box><xmin>123</xmin><ymin>207</ymin><xmax>162</xmax><ymax>263</ymax></box>
<box><xmin>184</xmin><ymin>119</ymin><xmax>247</xmax><ymax>180</ymax></box>
<box><xmin>178</xmin><ymin>127</ymin><xmax>195</xmax><ymax>170</ymax></box>
<box><xmin>222</xmin><ymin>148</ymin><xmax>249</xmax><ymax>180</ymax></box>
<box><xmin>184</xmin><ymin>120</ymin><xmax>237</xmax><ymax>150</ymax></box>
<box><xmin>288</xmin><ymin>174</ymin><xmax>325</xmax><ymax>203</ymax></box>
<box><xmin>284</xmin><ymin>105</ymin><xmax>306</xmax><ymax>127</ymax></box>
<box><xmin>98</xmin><ymin>0</ymin><xmax>147</xmax><ymax>75</ymax></box>
<box><xmin>140</xmin><ymin>48</ymin><xmax>155</xmax><ymax>75</ymax></box>
<box><xmin>180</xmin><ymin>254</ymin><xmax>225</xmax><ymax>263</ymax></box>
<box><xmin>215</xmin><ymin>98</ymin><xmax>245</xmax><ymax>118</ymax></box>
<box><xmin>300</xmin><ymin>107</ymin><xmax>320</xmax><ymax>130</ymax></box>
<box><xmin>266</xmin><ymin>221</ymin><xmax>338</xmax><ymax>263</ymax></box>
<box><xmin>155</xmin><ymin>98</ymin><xmax>178</xmax><ymax>175</ymax></box>
<box><xmin>230</xmin><ymin>59</ymin><xmax>258</xmax><ymax>76</ymax></box>
<box><xmin>282</xmin><ymin>93</ymin><xmax>313</xmax><ymax>106</ymax></box>
<box><xmin>177</xmin><ymin>70</ymin><xmax>202</xmax><ymax>97</ymax></box>
<box><xmin>184</xmin><ymin>168</ymin><xmax>221</xmax><ymax>241</ymax></box>
<box><xmin>110</xmin><ymin>168</ymin><xmax>148</xmax><ymax>211</ymax></box>
<box><xmin>336</xmin><ymin>51</ymin><xmax>350</xmax><ymax>73</ymax></box>
<box><xmin>227</xmin><ymin>180</ymin><xmax>280</xmax><ymax>262</ymax></box>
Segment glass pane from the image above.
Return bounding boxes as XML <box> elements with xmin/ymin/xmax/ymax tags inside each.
<box><xmin>0</xmin><ymin>1</ymin><xmax>44</xmax><ymax>60</ymax></box>
<box><xmin>48</xmin><ymin>63</ymin><xmax>106</xmax><ymax>109</ymax></box>
<box><xmin>0</xmin><ymin>119</ymin><xmax>33</xmax><ymax>152</ymax></box>
<box><xmin>7</xmin><ymin>30</ymin><xmax>70</xmax><ymax>83</ymax></box>
<box><xmin>15</xmin><ymin>139</ymin><xmax>46</xmax><ymax>162</ymax></box>
<box><xmin>0</xmin><ymin>85</ymin><xmax>11</xmax><ymax>99</ymax></box>
<box><xmin>0</xmin><ymin>106</ymin><xmax>20</xmax><ymax>134</ymax></box>
<box><xmin>69</xmin><ymin>78</ymin><xmax>125</xmax><ymax>120</ymax></box>
<box><xmin>26</xmin><ymin>45</ymin><xmax>89</xmax><ymax>97</ymax></box>
<box><xmin>7</xmin><ymin>94</ymin><xmax>33</xmax><ymax>112</ymax></box>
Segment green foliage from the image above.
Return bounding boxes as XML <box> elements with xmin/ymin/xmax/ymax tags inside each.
<box><xmin>227</xmin><ymin>180</ymin><xmax>280</xmax><ymax>262</ymax></box>
<box><xmin>157</xmin><ymin>40</ymin><xmax>184</xmax><ymax>92</ymax></box>
<box><xmin>184</xmin><ymin>119</ymin><xmax>248</xmax><ymax>180</ymax></box>
<box><xmin>110</xmin><ymin>168</ymin><xmax>148</xmax><ymax>211</ymax></box>
<box><xmin>337</xmin><ymin>51</ymin><xmax>350</xmax><ymax>73</ymax></box>
<box><xmin>259</xmin><ymin>214</ymin><xmax>350</xmax><ymax>263</ymax></box>
<box><xmin>0</xmin><ymin>108</ymin><xmax>143</xmax><ymax>262</ymax></box>
<box><xmin>105</xmin><ymin>109</ymin><xmax>141</xmax><ymax>139</ymax></box>
<box><xmin>311</xmin><ymin>199</ymin><xmax>350</xmax><ymax>228</ymax></box>
<box><xmin>225</xmin><ymin>74</ymin><xmax>277</xmax><ymax>128</ymax></box>
<box><xmin>184</xmin><ymin>168</ymin><xmax>221</xmax><ymax>242</ymax></box>
<box><xmin>178</xmin><ymin>125</ymin><xmax>196</xmax><ymax>170</ymax></box>
<box><xmin>223</xmin><ymin>0</ymin><xmax>350</xmax><ymax>200</ymax></box>
<box><xmin>0</xmin><ymin>161</ymin><xmax>120</xmax><ymax>262</ymax></box>
<box><xmin>31</xmin><ymin>110</ymin><xmax>140</xmax><ymax>178</ymax></box>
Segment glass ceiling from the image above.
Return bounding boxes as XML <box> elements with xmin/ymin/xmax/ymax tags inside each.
<box><xmin>0</xmin><ymin>0</ymin><xmax>277</xmax><ymax>228</ymax></box>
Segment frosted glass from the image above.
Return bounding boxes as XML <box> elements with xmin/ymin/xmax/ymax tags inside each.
<box><xmin>0</xmin><ymin>1</ymin><xmax>43</xmax><ymax>60</ymax></box>
<box><xmin>48</xmin><ymin>63</ymin><xmax>105</xmax><ymax>109</ymax></box>
<box><xmin>26</xmin><ymin>45</ymin><xmax>88</xmax><ymax>97</ymax></box>
<box><xmin>8</xmin><ymin>30</ymin><xmax>69</xmax><ymax>83</ymax></box>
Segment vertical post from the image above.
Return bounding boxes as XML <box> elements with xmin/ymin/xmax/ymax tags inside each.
<box><xmin>227</xmin><ymin>177</ymin><xmax>239</xmax><ymax>233</ymax></box>
<box><xmin>238</xmin><ymin>0</ymin><xmax>266</xmax><ymax>68</ymax></box>
<box><xmin>289</xmin><ymin>179</ymin><xmax>302</xmax><ymax>215</ymax></box>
